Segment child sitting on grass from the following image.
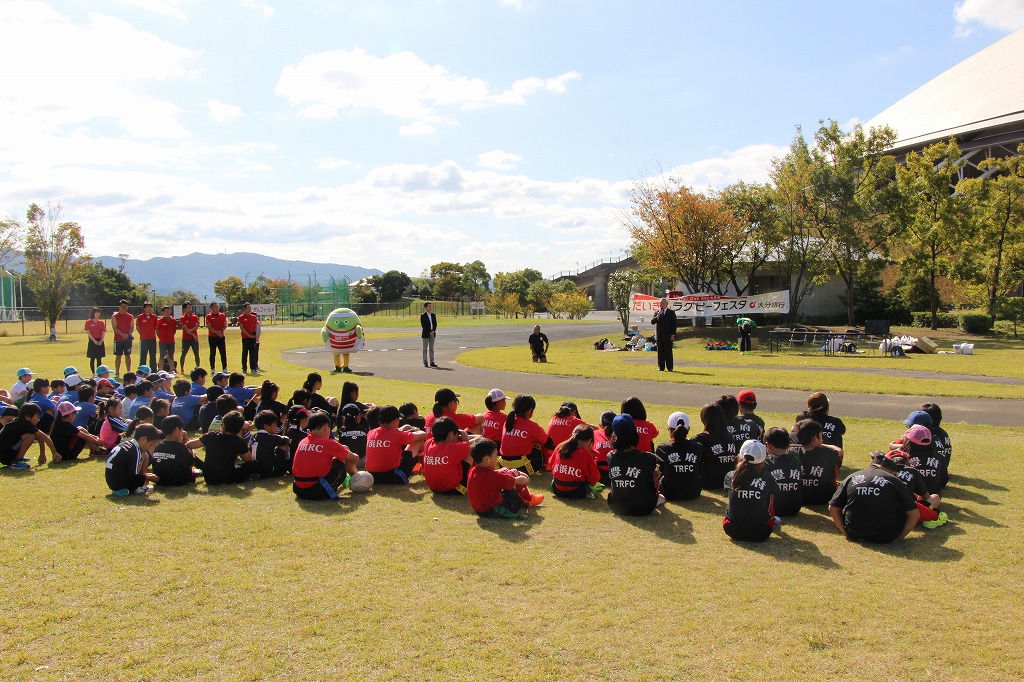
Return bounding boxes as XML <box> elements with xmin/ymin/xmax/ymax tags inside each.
<box><xmin>792</xmin><ymin>419</ymin><xmax>842</xmax><ymax>505</ymax></box>
<box><xmin>0</xmin><ymin>403</ymin><xmax>59</xmax><ymax>468</ymax></box>
<box><xmin>105</xmin><ymin>424</ymin><xmax>162</xmax><ymax>496</ymax></box>
<box><xmin>250</xmin><ymin>409</ymin><xmax>291</xmax><ymax>479</ymax></box>
<box><xmin>467</xmin><ymin>439</ymin><xmax>542</xmax><ymax>518</ymax></box>
<box><xmin>150</xmin><ymin>415</ymin><xmax>203</xmax><ymax>486</ymax></box>
<box><xmin>99</xmin><ymin>398</ymin><xmax>128</xmax><ymax>451</ymax></box>
<box><xmin>548</xmin><ymin>424</ymin><xmax>603</xmax><ymax>499</ymax></box>
<box><xmin>364</xmin><ymin>405</ymin><xmax>427</xmax><ymax>485</ymax></box>
<box><xmin>607</xmin><ymin>414</ymin><xmax>664</xmax><ymax>516</ymax></box>
<box><xmin>723</xmin><ymin>440</ymin><xmax>782</xmax><ymax>543</ymax></box>
<box><xmin>186</xmin><ymin>411</ymin><xmax>254</xmax><ymax>485</ymax></box>
<box><xmin>50</xmin><ymin>401</ymin><xmax>104</xmax><ymax>461</ymax></box>
<box><xmin>422</xmin><ymin>416</ymin><xmax>476</xmax><ymax>495</ymax></box>
<box><xmin>291</xmin><ymin>410</ymin><xmax>358</xmax><ymax>501</ymax></box>
<box><xmin>655</xmin><ymin>412</ymin><xmax>704</xmax><ymax>501</ymax></box>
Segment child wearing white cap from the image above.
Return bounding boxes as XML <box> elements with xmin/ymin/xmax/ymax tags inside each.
<box><xmin>478</xmin><ymin>388</ymin><xmax>508</xmax><ymax>445</ymax></box>
<box><xmin>723</xmin><ymin>440</ymin><xmax>782</xmax><ymax>542</ymax></box>
<box><xmin>655</xmin><ymin>412</ymin><xmax>705</xmax><ymax>501</ymax></box>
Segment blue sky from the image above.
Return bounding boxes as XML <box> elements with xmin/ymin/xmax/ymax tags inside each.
<box><xmin>1</xmin><ymin>0</ymin><xmax>1021</xmax><ymax>280</ymax></box>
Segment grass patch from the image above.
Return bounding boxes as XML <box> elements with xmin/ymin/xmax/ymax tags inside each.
<box><xmin>457</xmin><ymin>335</ymin><xmax>1024</xmax><ymax>401</ymax></box>
<box><xmin>3</xmin><ymin>325</ymin><xmax>1021</xmax><ymax>679</ymax></box>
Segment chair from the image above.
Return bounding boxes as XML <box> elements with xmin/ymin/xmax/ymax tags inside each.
<box><xmin>789</xmin><ymin>326</ymin><xmax>809</xmax><ymax>351</ymax></box>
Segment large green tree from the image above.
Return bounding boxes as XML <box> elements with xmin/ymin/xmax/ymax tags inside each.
<box><xmin>21</xmin><ymin>203</ymin><xmax>90</xmax><ymax>328</ymax></box>
<box><xmin>214</xmin><ymin>276</ymin><xmax>245</xmax><ymax>307</ymax></box>
<box><xmin>460</xmin><ymin>260</ymin><xmax>491</xmax><ymax>300</ymax></box>
<box><xmin>492</xmin><ymin>268</ymin><xmax>544</xmax><ymax>308</ymax></box>
<box><xmin>69</xmin><ymin>262</ymin><xmax>149</xmax><ymax>307</ymax></box>
<box><xmin>368</xmin><ymin>270</ymin><xmax>412</xmax><ymax>302</ymax></box>
<box><xmin>894</xmin><ymin>139</ymin><xmax>977</xmax><ymax>330</ymax></box>
<box><xmin>429</xmin><ymin>262</ymin><xmax>465</xmax><ymax>300</ymax></box>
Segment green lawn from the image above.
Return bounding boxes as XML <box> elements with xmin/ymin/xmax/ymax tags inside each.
<box><xmin>0</xmin><ymin>329</ymin><xmax>1019</xmax><ymax>680</ymax></box>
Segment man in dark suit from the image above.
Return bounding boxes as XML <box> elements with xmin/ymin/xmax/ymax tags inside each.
<box><xmin>420</xmin><ymin>302</ymin><xmax>437</xmax><ymax>367</ymax></box>
<box><xmin>651</xmin><ymin>298</ymin><xmax>677</xmax><ymax>371</ymax></box>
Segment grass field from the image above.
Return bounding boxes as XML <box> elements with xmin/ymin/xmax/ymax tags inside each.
<box><xmin>0</xmin><ymin>328</ymin><xmax>1020</xmax><ymax>680</ymax></box>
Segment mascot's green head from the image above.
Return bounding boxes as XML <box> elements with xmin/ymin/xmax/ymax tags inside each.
<box><xmin>325</xmin><ymin>308</ymin><xmax>359</xmax><ymax>331</ymax></box>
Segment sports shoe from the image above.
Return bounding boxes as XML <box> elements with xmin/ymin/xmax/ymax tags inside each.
<box><xmin>429</xmin><ymin>363</ymin><xmax>438</xmax><ymax>368</ymax></box>
<box><xmin>133</xmin><ymin>485</ymin><xmax>153</xmax><ymax>494</ymax></box>
<box><xmin>111</xmin><ymin>488</ymin><xmax>130</xmax><ymax>497</ymax></box>
<box><xmin>341</xmin><ymin>473</ymin><xmax>352</xmax><ymax>490</ymax></box>
<box><xmin>341</xmin><ymin>366</ymin><xmax>353</xmax><ymax>373</ymax></box>
<box><xmin>9</xmin><ymin>460</ymin><xmax>30</xmax><ymax>469</ymax></box>
<box><xmin>772</xmin><ymin>516</ymin><xmax>784</xmax><ymax>529</ymax></box>
<box><xmin>528</xmin><ymin>493</ymin><xmax>544</xmax><ymax>507</ymax></box>
<box><xmin>923</xmin><ymin>511</ymin><xmax>948</xmax><ymax>529</ymax></box>
<box><xmin>411</xmin><ymin>463</ymin><xmax>423</xmax><ymax>475</ymax></box>
<box><xmin>331</xmin><ymin>367</ymin><xmax>343</xmax><ymax>374</ymax></box>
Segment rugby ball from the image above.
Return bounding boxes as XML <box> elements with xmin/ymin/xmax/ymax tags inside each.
<box><xmin>349</xmin><ymin>471</ymin><xmax>374</xmax><ymax>493</ymax></box>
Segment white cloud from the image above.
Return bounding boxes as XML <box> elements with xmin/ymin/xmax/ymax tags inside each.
<box><xmin>274</xmin><ymin>48</ymin><xmax>580</xmax><ymax>132</ymax></box>
<box><xmin>316</xmin><ymin>158</ymin><xmax>356</xmax><ymax>170</ymax></box>
<box><xmin>207</xmin><ymin>100</ymin><xmax>243</xmax><ymax>123</ymax></box>
<box><xmin>477</xmin><ymin>150</ymin><xmax>523</xmax><ymax>170</ymax></box>
<box><xmin>0</xmin><ymin>3</ymin><xmax>199</xmax><ymax>140</ymax></box>
<box><xmin>116</xmin><ymin>0</ymin><xmax>188</xmax><ymax>20</ymax></box>
<box><xmin>954</xmin><ymin>0</ymin><xmax>1024</xmax><ymax>33</ymax></box>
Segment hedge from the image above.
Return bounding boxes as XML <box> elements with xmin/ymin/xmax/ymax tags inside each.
<box><xmin>958</xmin><ymin>314</ymin><xmax>992</xmax><ymax>334</ymax></box>
<box><xmin>911</xmin><ymin>311</ymin><xmax>958</xmax><ymax>328</ymax></box>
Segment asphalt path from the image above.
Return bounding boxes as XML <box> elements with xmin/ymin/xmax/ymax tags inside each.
<box><xmin>280</xmin><ymin>319</ymin><xmax>1023</xmax><ymax>427</ymax></box>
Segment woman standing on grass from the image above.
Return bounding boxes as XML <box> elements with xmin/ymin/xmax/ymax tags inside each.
<box><xmin>84</xmin><ymin>307</ymin><xmax>107</xmax><ymax>375</ymax></box>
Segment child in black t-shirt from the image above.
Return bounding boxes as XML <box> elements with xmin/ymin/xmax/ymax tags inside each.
<box><xmin>50</xmin><ymin>401</ymin><xmax>103</xmax><ymax>461</ymax></box>
<box><xmin>655</xmin><ymin>411</ymin><xmax>704</xmax><ymax>501</ymax></box>
<box><xmin>736</xmin><ymin>390</ymin><xmax>765</xmax><ymax>440</ymax></box>
<box><xmin>285</xmin><ymin>405</ymin><xmax>309</xmax><ymax>467</ymax></box>
<box><xmin>792</xmin><ymin>419</ymin><xmax>842</xmax><ymax>505</ymax></box>
<box><xmin>105</xmin><ymin>424</ymin><xmax>162</xmax><ymax>495</ymax></box>
<box><xmin>528</xmin><ymin>325</ymin><xmax>549</xmax><ymax>363</ymax></box>
<box><xmin>337</xmin><ymin>403</ymin><xmax>369</xmax><ymax>465</ymax></box>
<box><xmin>693</xmin><ymin>402</ymin><xmax>733</xmax><ymax>491</ymax></box>
<box><xmin>763</xmin><ymin>427</ymin><xmax>802</xmax><ymax>517</ymax></box>
<box><xmin>0</xmin><ymin>403</ymin><xmax>58</xmax><ymax>468</ymax></box>
<box><xmin>151</xmin><ymin>415</ymin><xmax>202</xmax><ymax>486</ymax></box>
<box><xmin>920</xmin><ymin>403</ymin><xmax>952</xmax><ymax>488</ymax></box>
<box><xmin>723</xmin><ymin>440</ymin><xmax>781</xmax><ymax>542</ymax></box>
<box><xmin>186</xmin><ymin>412</ymin><xmax>254</xmax><ymax>485</ymax></box>
<box><xmin>799</xmin><ymin>392</ymin><xmax>846</xmax><ymax>448</ymax></box>
<box><xmin>606</xmin><ymin>414</ymin><xmax>664</xmax><ymax>516</ymax></box>
<box><xmin>251</xmin><ymin>409</ymin><xmax>291</xmax><ymax>478</ymax></box>
<box><xmin>398</xmin><ymin>402</ymin><xmax>426</xmax><ymax>431</ymax></box>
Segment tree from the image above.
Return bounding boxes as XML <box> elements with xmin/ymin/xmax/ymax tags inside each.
<box><xmin>547</xmin><ymin>288</ymin><xmax>592</xmax><ymax>319</ymax></box>
<box><xmin>487</xmin><ymin>291</ymin><xmax>524</xmax><ymax>318</ymax></box>
<box><xmin>493</xmin><ymin>269</ymin><xmax>544</xmax><ymax>308</ymax></box>
<box><xmin>808</xmin><ymin>120</ymin><xmax>899</xmax><ymax>324</ymax></box>
<box><xmin>998</xmin><ymin>296</ymin><xmax>1024</xmax><ymax>338</ymax></box>
<box><xmin>69</xmin><ymin>262</ymin><xmax>149</xmax><ymax>307</ymax></box>
<box><xmin>245</xmin><ymin>275</ymin><xmax>276</xmax><ymax>304</ymax></box>
<box><xmin>608</xmin><ymin>268</ymin><xmax>657</xmax><ymax>334</ymax></box>
<box><xmin>214</xmin><ymin>276</ymin><xmax>245</xmax><ymax>307</ymax></box>
<box><xmin>962</xmin><ymin>145</ymin><xmax>1024</xmax><ymax>324</ymax></box>
<box><xmin>768</xmin><ymin>133</ymin><xmax>836</xmax><ymax>323</ymax></box>
<box><xmin>461</xmin><ymin>260</ymin><xmax>491</xmax><ymax>300</ymax></box>
<box><xmin>21</xmin><ymin>203</ymin><xmax>90</xmax><ymax>328</ymax></box>
<box><xmin>429</xmin><ymin>262</ymin><xmax>465</xmax><ymax>300</ymax></box>
<box><xmin>625</xmin><ymin>176</ymin><xmax>744</xmax><ymax>295</ymax></box>
<box><xmin>368</xmin><ymin>270</ymin><xmax>412</xmax><ymax>302</ymax></box>
<box><xmin>719</xmin><ymin>181</ymin><xmax>781</xmax><ymax>295</ymax></box>
<box><xmin>0</xmin><ymin>217</ymin><xmax>20</xmax><ymax>269</ymax></box>
<box><xmin>894</xmin><ymin>139</ymin><xmax>977</xmax><ymax>329</ymax></box>
<box><xmin>526</xmin><ymin>279</ymin><xmax>555</xmax><ymax>312</ymax></box>
<box><xmin>158</xmin><ymin>290</ymin><xmax>203</xmax><ymax>308</ymax></box>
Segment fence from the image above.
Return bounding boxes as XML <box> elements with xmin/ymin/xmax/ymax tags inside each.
<box><xmin>0</xmin><ymin>300</ymin><xmax>489</xmax><ymax>336</ymax></box>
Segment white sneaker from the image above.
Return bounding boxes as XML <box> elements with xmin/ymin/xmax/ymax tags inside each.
<box><xmin>133</xmin><ymin>485</ymin><xmax>153</xmax><ymax>494</ymax></box>
<box><xmin>656</xmin><ymin>494</ymin><xmax>666</xmax><ymax>507</ymax></box>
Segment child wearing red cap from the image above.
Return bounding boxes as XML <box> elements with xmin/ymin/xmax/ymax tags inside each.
<box><xmin>737</xmin><ymin>390</ymin><xmax>765</xmax><ymax>439</ymax></box>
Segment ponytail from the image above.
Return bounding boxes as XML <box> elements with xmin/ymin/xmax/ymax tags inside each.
<box><xmin>671</xmin><ymin>424</ymin><xmax>690</xmax><ymax>446</ymax></box>
<box><xmin>557</xmin><ymin>425</ymin><xmax>594</xmax><ymax>459</ymax></box>
<box><xmin>124</xmin><ymin>406</ymin><xmax>154</xmax><ymax>439</ymax></box>
<box><xmin>504</xmin><ymin>394</ymin><xmax>536</xmax><ymax>433</ymax></box>
<box><xmin>433</xmin><ymin>402</ymin><xmax>446</xmax><ymax>419</ymax></box>
<box><xmin>731</xmin><ymin>458</ymin><xmax>758</xmax><ymax>491</ymax></box>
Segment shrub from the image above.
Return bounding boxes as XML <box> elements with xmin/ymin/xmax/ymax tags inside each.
<box><xmin>958</xmin><ymin>314</ymin><xmax>992</xmax><ymax>334</ymax></box>
<box><xmin>911</xmin><ymin>311</ymin><xmax>957</xmax><ymax>328</ymax></box>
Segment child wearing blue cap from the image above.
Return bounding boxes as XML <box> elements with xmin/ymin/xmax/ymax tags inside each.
<box><xmin>607</xmin><ymin>414</ymin><xmax>664</xmax><ymax>516</ymax></box>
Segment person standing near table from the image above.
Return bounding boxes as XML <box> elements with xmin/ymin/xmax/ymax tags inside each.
<box><xmin>111</xmin><ymin>299</ymin><xmax>135</xmax><ymax>378</ymax></box>
<box><xmin>206</xmin><ymin>302</ymin><xmax>228</xmax><ymax>372</ymax></box>
<box><xmin>651</xmin><ymin>298</ymin><xmax>677</xmax><ymax>372</ymax></box>
<box><xmin>421</xmin><ymin>302</ymin><xmax>437</xmax><ymax>368</ymax></box>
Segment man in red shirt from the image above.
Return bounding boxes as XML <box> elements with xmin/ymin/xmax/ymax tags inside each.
<box><xmin>110</xmin><ymin>299</ymin><xmax>135</xmax><ymax>378</ymax></box>
<box><xmin>205</xmin><ymin>301</ymin><xmax>228</xmax><ymax>372</ymax></box>
<box><xmin>237</xmin><ymin>302</ymin><xmax>260</xmax><ymax>374</ymax></box>
<box><xmin>155</xmin><ymin>306</ymin><xmax>178</xmax><ymax>373</ymax></box>
<box><xmin>292</xmin><ymin>411</ymin><xmax>358</xmax><ymax>500</ymax></box>
<box><xmin>177</xmin><ymin>301</ymin><xmax>201</xmax><ymax>373</ymax></box>
<box><xmin>135</xmin><ymin>301</ymin><xmax>158</xmax><ymax>370</ymax></box>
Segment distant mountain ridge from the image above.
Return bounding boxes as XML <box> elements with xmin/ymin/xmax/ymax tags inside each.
<box><xmin>92</xmin><ymin>252</ymin><xmax>382</xmax><ymax>299</ymax></box>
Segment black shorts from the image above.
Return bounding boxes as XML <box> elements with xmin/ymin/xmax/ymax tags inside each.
<box><xmin>433</xmin><ymin>461</ymin><xmax>470</xmax><ymax>494</ymax></box>
<box><xmin>106</xmin><ymin>470</ymin><xmax>145</xmax><ymax>492</ymax></box>
<box><xmin>477</xmin><ymin>488</ymin><xmax>526</xmax><ymax>516</ymax></box>
<box><xmin>114</xmin><ymin>339</ymin><xmax>133</xmax><ymax>355</ymax></box>
<box><xmin>551</xmin><ymin>479</ymin><xmax>588</xmax><ymax>498</ymax></box>
<box><xmin>723</xmin><ymin>518</ymin><xmax>773</xmax><ymax>542</ymax></box>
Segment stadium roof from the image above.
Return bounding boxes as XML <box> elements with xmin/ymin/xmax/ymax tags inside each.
<box><xmin>865</xmin><ymin>28</ymin><xmax>1024</xmax><ymax>155</ymax></box>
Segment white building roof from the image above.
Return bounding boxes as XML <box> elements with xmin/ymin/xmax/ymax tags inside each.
<box><xmin>865</xmin><ymin>28</ymin><xmax>1024</xmax><ymax>153</ymax></box>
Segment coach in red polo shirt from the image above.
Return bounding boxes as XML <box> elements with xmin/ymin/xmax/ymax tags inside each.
<box><xmin>205</xmin><ymin>301</ymin><xmax>228</xmax><ymax>372</ymax></box>
<box><xmin>237</xmin><ymin>302</ymin><xmax>260</xmax><ymax>374</ymax></box>
<box><xmin>135</xmin><ymin>301</ymin><xmax>158</xmax><ymax>370</ymax></box>
<box><xmin>178</xmin><ymin>301</ymin><xmax>201</xmax><ymax>374</ymax></box>
<box><xmin>111</xmin><ymin>299</ymin><xmax>135</xmax><ymax>378</ymax></box>
<box><xmin>156</xmin><ymin>306</ymin><xmax>178</xmax><ymax>372</ymax></box>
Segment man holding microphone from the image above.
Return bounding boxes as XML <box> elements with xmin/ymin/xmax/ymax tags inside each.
<box><xmin>651</xmin><ymin>297</ymin><xmax>678</xmax><ymax>372</ymax></box>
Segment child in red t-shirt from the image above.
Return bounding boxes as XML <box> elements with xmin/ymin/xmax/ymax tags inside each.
<box><xmin>364</xmin><ymin>405</ymin><xmax>427</xmax><ymax>484</ymax></box>
<box><xmin>498</xmin><ymin>394</ymin><xmax>553</xmax><ymax>476</ymax></box>
<box><xmin>467</xmin><ymin>439</ymin><xmax>542</xmax><ymax>518</ymax></box>
<box><xmin>621</xmin><ymin>396</ymin><xmax>659</xmax><ymax>453</ymax></box>
<box><xmin>545</xmin><ymin>401</ymin><xmax>586</xmax><ymax>456</ymax></box>
<box><xmin>592</xmin><ymin>410</ymin><xmax>616</xmax><ymax>486</ymax></box>
<box><xmin>548</xmin><ymin>424</ymin><xmax>603</xmax><ymax>499</ymax></box>
<box><xmin>421</xmin><ymin>416</ymin><xmax>474</xmax><ymax>494</ymax></box>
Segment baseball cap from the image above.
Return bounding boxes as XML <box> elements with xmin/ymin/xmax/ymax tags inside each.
<box><xmin>65</xmin><ymin>375</ymin><xmax>83</xmax><ymax>388</ymax></box>
<box><xmin>212</xmin><ymin>371</ymin><xmax>230</xmax><ymax>382</ymax></box>
<box><xmin>288</xmin><ymin>405</ymin><xmax>309</xmax><ymax>420</ymax></box>
<box><xmin>63</xmin><ymin>366</ymin><xmax>79</xmax><ymax>377</ymax></box>
<box><xmin>807</xmin><ymin>392</ymin><xmax>829</xmax><ymax>412</ymax></box>
<box><xmin>137</xmin><ymin>365</ymin><xmax>151</xmax><ymax>375</ymax></box>
<box><xmin>874</xmin><ymin>449</ymin><xmax>904</xmax><ymax>470</ymax></box>
<box><xmin>56</xmin><ymin>401</ymin><xmax>81</xmax><ymax>417</ymax></box>
<box><xmin>95</xmin><ymin>365</ymin><xmax>111</xmax><ymax>376</ymax></box>
<box><xmin>902</xmin><ymin>410</ymin><xmax>932</xmax><ymax>427</ymax></box>
<box><xmin>16</xmin><ymin>367</ymin><xmax>33</xmax><ymax>379</ymax></box>
<box><xmin>96</xmin><ymin>379</ymin><xmax>114</xmax><ymax>389</ymax></box>
<box><xmin>737</xmin><ymin>389</ymin><xmax>757</xmax><ymax>405</ymax></box>
<box><xmin>434</xmin><ymin>388</ymin><xmax>460</xmax><ymax>405</ymax></box>
<box><xmin>158</xmin><ymin>371</ymin><xmax>175</xmax><ymax>380</ymax></box>
<box><xmin>341</xmin><ymin>403</ymin><xmax>362</xmax><ymax>417</ymax></box>
<box><xmin>611</xmin><ymin>413</ymin><xmax>637</xmax><ymax>441</ymax></box>
<box><xmin>739</xmin><ymin>439</ymin><xmax>767</xmax><ymax>464</ymax></box>
<box><xmin>487</xmin><ymin>388</ymin><xmax>508</xmax><ymax>402</ymax></box>
<box><xmin>904</xmin><ymin>425</ymin><xmax>932</xmax><ymax>446</ymax></box>
<box><xmin>667</xmin><ymin>411</ymin><xmax>690</xmax><ymax>430</ymax></box>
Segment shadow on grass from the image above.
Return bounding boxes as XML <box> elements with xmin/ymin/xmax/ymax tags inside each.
<box><xmin>944</xmin><ymin>486</ymin><xmax>999</xmax><ymax>506</ymax></box>
<box><xmin>938</xmin><ymin>501</ymin><xmax>1007</xmax><ymax>529</ymax></box>
<box><xmin>741</xmin><ymin>530</ymin><xmax>841</xmax><ymax>569</ymax></box>
<box><xmin>376</xmin><ymin>485</ymin><xmax>428</xmax><ymax>502</ymax></box>
<box><xmin>351</xmin><ymin>371</ymin><xmax>375</xmax><ymax>377</ymax></box>
<box><xmin>294</xmin><ymin>492</ymin><xmax>371</xmax><ymax>515</ymax></box>
<box><xmin>105</xmin><ymin>492</ymin><xmax>160</xmax><ymax>505</ymax></box>
<box><xmin>0</xmin><ymin>468</ymin><xmax>35</xmax><ymax>477</ymax></box>
<box><xmin>851</xmin><ymin>524</ymin><xmax>965</xmax><ymax>561</ymax></box>
<box><xmin>951</xmin><ymin>474</ymin><xmax>1008</xmax><ymax>493</ymax></box>
<box><xmin>618</xmin><ymin>505</ymin><xmax>695</xmax><ymax>545</ymax></box>
<box><xmin>475</xmin><ymin>511</ymin><xmax>541</xmax><ymax>543</ymax></box>
<box><xmin>429</xmin><ymin>491</ymin><xmax>477</xmax><ymax>516</ymax></box>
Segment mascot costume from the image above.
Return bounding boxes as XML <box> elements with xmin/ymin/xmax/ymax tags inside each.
<box><xmin>322</xmin><ymin>308</ymin><xmax>364</xmax><ymax>374</ymax></box>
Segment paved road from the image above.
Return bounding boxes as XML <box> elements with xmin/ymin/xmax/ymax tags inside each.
<box><xmin>282</xmin><ymin>319</ymin><xmax>1024</xmax><ymax>427</ymax></box>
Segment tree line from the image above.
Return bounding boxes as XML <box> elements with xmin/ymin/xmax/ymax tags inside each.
<box><xmin>623</xmin><ymin>120</ymin><xmax>1024</xmax><ymax>331</ymax></box>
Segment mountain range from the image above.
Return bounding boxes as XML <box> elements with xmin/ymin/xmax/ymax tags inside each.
<box><xmin>92</xmin><ymin>252</ymin><xmax>382</xmax><ymax>299</ymax></box>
